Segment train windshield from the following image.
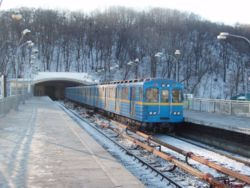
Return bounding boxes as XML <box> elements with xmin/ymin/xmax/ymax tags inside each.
<box><xmin>161</xmin><ymin>90</ymin><xmax>169</xmax><ymax>102</ymax></box>
<box><xmin>172</xmin><ymin>89</ymin><xmax>183</xmax><ymax>103</ymax></box>
<box><xmin>146</xmin><ymin>88</ymin><xmax>159</xmax><ymax>102</ymax></box>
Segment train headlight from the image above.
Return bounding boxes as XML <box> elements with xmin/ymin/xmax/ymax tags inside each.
<box><xmin>153</xmin><ymin>112</ymin><xmax>157</xmax><ymax>115</ymax></box>
<box><xmin>173</xmin><ymin>112</ymin><xmax>177</xmax><ymax>115</ymax></box>
<box><xmin>149</xmin><ymin>112</ymin><xmax>153</xmax><ymax>115</ymax></box>
<box><xmin>177</xmin><ymin>112</ymin><xmax>181</xmax><ymax>115</ymax></box>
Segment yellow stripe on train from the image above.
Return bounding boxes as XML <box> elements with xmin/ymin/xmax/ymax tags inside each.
<box><xmin>77</xmin><ymin>95</ymin><xmax>183</xmax><ymax>106</ymax></box>
<box><xmin>137</xmin><ymin>102</ymin><xmax>183</xmax><ymax>106</ymax></box>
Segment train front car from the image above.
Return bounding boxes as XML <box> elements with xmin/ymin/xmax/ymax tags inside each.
<box><xmin>142</xmin><ymin>79</ymin><xmax>184</xmax><ymax>128</ymax></box>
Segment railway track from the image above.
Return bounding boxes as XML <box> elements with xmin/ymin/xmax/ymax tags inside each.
<box><xmin>164</xmin><ymin>134</ymin><xmax>250</xmax><ymax>167</ymax></box>
<box><xmin>60</xmin><ymin>103</ymin><xmax>184</xmax><ymax>187</ymax></box>
<box><xmin>110</xmin><ymin>120</ymin><xmax>250</xmax><ymax>187</ymax></box>
<box><xmin>61</xmin><ymin>101</ymin><xmax>250</xmax><ymax>188</ymax></box>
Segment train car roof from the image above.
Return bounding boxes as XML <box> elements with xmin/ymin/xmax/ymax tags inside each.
<box><xmin>65</xmin><ymin>78</ymin><xmax>181</xmax><ymax>88</ymax></box>
<box><xmin>98</xmin><ymin>78</ymin><xmax>177</xmax><ymax>85</ymax></box>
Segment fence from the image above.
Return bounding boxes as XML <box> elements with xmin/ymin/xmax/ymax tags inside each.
<box><xmin>0</xmin><ymin>94</ymin><xmax>30</xmax><ymax>116</ymax></box>
<box><xmin>185</xmin><ymin>98</ymin><xmax>250</xmax><ymax>118</ymax></box>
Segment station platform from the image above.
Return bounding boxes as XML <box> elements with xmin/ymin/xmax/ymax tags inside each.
<box><xmin>0</xmin><ymin>97</ymin><xmax>144</xmax><ymax>187</ymax></box>
<box><xmin>184</xmin><ymin>110</ymin><xmax>250</xmax><ymax>135</ymax></box>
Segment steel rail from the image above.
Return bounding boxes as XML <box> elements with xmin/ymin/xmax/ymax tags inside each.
<box><xmin>167</xmin><ymin>134</ymin><xmax>250</xmax><ymax>167</ymax></box>
<box><xmin>122</xmin><ymin>133</ymin><xmax>225</xmax><ymax>188</ymax></box>
<box><xmin>100</xmin><ymin>121</ymin><xmax>225</xmax><ymax>187</ymax></box>
<box><xmin>111</xmin><ymin>121</ymin><xmax>250</xmax><ymax>185</ymax></box>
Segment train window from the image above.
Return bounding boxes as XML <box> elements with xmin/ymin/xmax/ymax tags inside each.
<box><xmin>107</xmin><ymin>87</ymin><xmax>111</xmax><ymax>98</ymax></box>
<box><xmin>172</xmin><ymin>90</ymin><xmax>182</xmax><ymax>103</ymax></box>
<box><xmin>118</xmin><ymin>87</ymin><xmax>122</xmax><ymax>98</ymax></box>
<box><xmin>106</xmin><ymin>88</ymin><xmax>109</xmax><ymax>98</ymax></box>
<box><xmin>146</xmin><ymin>88</ymin><xmax>159</xmax><ymax>102</ymax></box>
<box><xmin>131</xmin><ymin>87</ymin><xmax>136</xmax><ymax>100</ymax></box>
<box><xmin>122</xmin><ymin>87</ymin><xmax>128</xmax><ymax>99</ymax></box>
<box><xmin>115</xmin><ymin>87</ymin><xmax>119</xmax><ymax>99</ymax></box>
<box><xmin>162</xmin><ymin>90</ymin><xmax>169</xmax><ymax>102</ymax></box>
<box><xmin>111</xmin><ymin>87</ymin><xmax>115</xmax><ymax>98</ymax></box>
<box><xmin>99</xmin><ymin>87</ymin><xmax>104</xmax><ymax>98</ymax></box>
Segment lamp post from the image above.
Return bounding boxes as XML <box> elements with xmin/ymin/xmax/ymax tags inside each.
<box><xmin>28</xmin><ymin>49</ymin><xmax>39</xmax><ymax>95</ymax></box>
<box><xmin>11</xmin><ymin>12</ymin><xmax>31</xmax><ymax>95</ymax></box>
<box><xmin>217</xmin><ymin>32</ymin><xmax>250</xmax><ymax>45</ymax></box>
<box><xmin>11</xmin><ymin>13</ymin><xmax>23</xmax><ymax>21</ymax></box>
<box><xmin>154</xmin><ymin>52</ymin><xmax>163</xmax><ymax>78</ymax></box>
<box><xmin>174</xmin><ymin>49</ymin><xmax>181</xmax><ymax>82</ymax></box>
<box><xmin>155</xmin><ymin>50</ymin><xmax>181</xmax><ymax>81</ymax></box>
<box><xmin>134</xmin><ymin>58</ymin><xmax>140</xmax><ymax>78</ymax></box>
<box><xmin>15</xmin><ymin>39</ymin><xmax>33</xmax><ymax>95</ymax></box>
<box><xmin>96</xmin><ymin>68</ymin><xmax>105</xmax><ymax>81</ymax></box>
<box><xmin>127</xmin><ymin>58</ymin><xmax>140</xmax><ymax>79</ymax></box>
<box><xmin>217</xmin><ymin>32</ymin><xmax>250</xmax><ymax>98</ymax></box>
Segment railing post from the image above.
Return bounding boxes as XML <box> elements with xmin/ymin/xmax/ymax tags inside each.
<box><xmin>248</xmin><ymin>102</ymin><xmax>250</xmax><ymax>116</ymax></box>
<box><xmin>0</xmin><ymin>100</ymin><xmax>3</xmax><ymax>115</ymax></box>
<box><xmin>213</xmin><ymin>101</ymin><xmax>215</xmax><ymax>113</ymax></box>
<box><xmin>230</xmin><ymin>100</ymin><xmax>232</xmax><ymax>115</ymax></box>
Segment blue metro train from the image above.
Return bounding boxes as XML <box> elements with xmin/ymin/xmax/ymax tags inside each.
<box><xmin>65</xmin><ymin>78</ymin><xmax>184</xmax><ymax>129</ymax></box>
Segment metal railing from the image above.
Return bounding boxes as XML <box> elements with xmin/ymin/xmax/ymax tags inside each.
<box><xmin>185</xmin><ymin>98</ymin><xmax>250</xmax><ymax>118</ymax></box>
<box><xmin>0</xmin><ymin>94</ymin><xmax>31</xmax><ymax>116</ymax></box>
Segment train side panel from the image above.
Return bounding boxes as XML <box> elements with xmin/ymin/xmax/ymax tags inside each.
<box><xmin>119</xmin><ymin>84</ymin><xmax>130</xmax><ymax>118</ymax></box>
<box><xmin>105</xmin><ymin>85</ymin><xmax>116</xmax><ymax>113</ymax></box>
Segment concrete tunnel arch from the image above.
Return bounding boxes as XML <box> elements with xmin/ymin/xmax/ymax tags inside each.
<box><xmin>32</xmin><ymin>72</ymin><xmax>97</xmax><ymax>100</ymax></box>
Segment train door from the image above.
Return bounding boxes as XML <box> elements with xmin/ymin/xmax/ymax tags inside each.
<box><xmin>96</xmin><ymin>87</ymin><xmax>99</xmax><ymax>107</ymax></box>
<box><xmin>105</xmin><ymin>87</ymin><xmax>108</xmax><ymax>109</ymax></box>
<box><xmin>145</xmin><ymin>87</ymin><xmax>160</xmax><ymax>115</ymax></box>
<box><xmin>90</xmin><ymin>87</ymin><xmax>95</xmax><ymax>106</ymax></box>
<box><xmin>161</xmin><ymin>89</ymin><xmax>171</xmax><ymax>117</ymax></box>
<box><xmin>130</xmin><ymin>87</ymin><xmax>136</xmax><ymax>117</ymax></box>
<box><xmin>98</xmin><ymin>86</ymin><xmax>102</xmax><ymax>108</ymax></box>
<box><xmin>171</xmin><ymin>89</ymin><xmax>183</xmax><ymax>116</ymax></box>
<box><xmin>115</xmin><ymin>86</ymin><xmax>121</xmax><ymax>113</ymax></box>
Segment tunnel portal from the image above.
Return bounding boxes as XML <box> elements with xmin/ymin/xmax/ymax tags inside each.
<box><xmin>34</xmin><ymin>80</ymin><xmax>81</xmax><ymax>100</ymax></box>
<box><xmin>32</xmin><ymin>72</ymin><xmax>96</xmax><ymax>100</ymax></box>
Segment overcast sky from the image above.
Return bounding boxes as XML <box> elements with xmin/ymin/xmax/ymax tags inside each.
<box><xmin>1</xmin><ymin>0</ymin><xmax>250</xmax><ymax>26</ymax></box>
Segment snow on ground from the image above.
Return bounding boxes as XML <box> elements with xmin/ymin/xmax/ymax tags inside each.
<box><xmin>156</xmin><ymin>134</ymin><xmax>250</xmax><ymax>178</ymax></box>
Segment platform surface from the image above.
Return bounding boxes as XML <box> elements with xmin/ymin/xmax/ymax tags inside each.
<box><xmin>184</xmin><ymin>110</ymin><xmax>250</xmax><ymax>135</ymax></box>
<box><xmin>0</xmin><ymin>97</ymin><xmax>144</xmax><ymax>187</ymax></box>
